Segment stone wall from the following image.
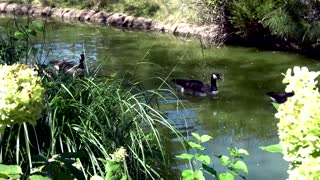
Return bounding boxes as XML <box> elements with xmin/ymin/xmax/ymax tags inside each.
<box><xmin>0</xmin><ymin>3</ymin><xmax>226</xmax><ymax>44</ymax></box>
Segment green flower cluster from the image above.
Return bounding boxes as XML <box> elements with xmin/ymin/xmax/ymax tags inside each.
<box><xmin>275</xmin><ymin>66</ymin><xmax>320</xmax><ymax>179</ymax></box>
<box><xmin>0</xmin><ymin>64</ymin><xmax>45</xmax><ymax>133</ymax></box>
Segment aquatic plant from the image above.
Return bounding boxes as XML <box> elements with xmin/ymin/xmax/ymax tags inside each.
<box><xmin>177</xmin><ymin>133</ymin><xmax>249</xmax><ymax>180</ymax></box>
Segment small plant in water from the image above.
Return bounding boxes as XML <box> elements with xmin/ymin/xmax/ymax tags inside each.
<box><xmin>177</xmin><ymin>133</ymin><xmax>249</xmax><ymax>180</ymax></box>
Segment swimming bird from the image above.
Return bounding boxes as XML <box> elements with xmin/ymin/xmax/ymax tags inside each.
<box><xmin>49</xmin><ymin>53</ymin><xmax>85</xmax><ymax>76</ymax></box>
<box><xmin>266</xmin><ymin>92</ymin><xmax>294</xmax><ymax>104</ymax></box>
<box><xmin>172</xmin><ymin>73</ymin><xmax>223</xmax><ymax>96</ymax></box>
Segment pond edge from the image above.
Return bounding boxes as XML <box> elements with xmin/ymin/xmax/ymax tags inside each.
<box><xmin>0</xmin><ymin>2</ymin><xmax>227</xmax><ymax>45</ymax></box>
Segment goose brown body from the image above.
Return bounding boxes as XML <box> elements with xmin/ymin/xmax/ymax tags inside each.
<box><xmin>50</xmin><ymin>54</ymin><xmax>85</xmax><ymax>76</ymax></box>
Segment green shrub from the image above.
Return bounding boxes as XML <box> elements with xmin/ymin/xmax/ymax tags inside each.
<box><xmin>113</xmin><ymin>0</ymin><xmax>159</xmax><ymax>17</ymax></box>
<box><xmin>0</xmin><ymin>18</ymin><xmax>45</xmax><ymax>65</ymax></box>
<box><xmin>190</xmin><ymin>0</ymin><xmax>225</xmax><ymax>24</ymax></box>
<box><xmin>229</xmin><ymin>0</ymin><xmax>275</xmax><ymax>38</ymax></box>
<box><xmin>230</xmin><ymin>0</ymin><xmax>320</xmax><ymax>43</ymax></box>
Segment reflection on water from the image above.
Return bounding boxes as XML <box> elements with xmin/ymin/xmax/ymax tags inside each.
<box><xmin>1</xmin><ymin>17</ymin><xmax>319</xmax><ymax>179</ymax></box>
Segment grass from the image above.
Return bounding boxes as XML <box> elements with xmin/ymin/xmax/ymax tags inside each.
<box><xmin>0</xmin><ymin>0</ymin><xmax>204</xmax><ymax>23</ymax></box>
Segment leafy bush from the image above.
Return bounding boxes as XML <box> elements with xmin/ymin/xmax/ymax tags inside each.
<box><xmin>229</xmin><ymin>0</ymin><xmax>320</xmax><ymax>43</ymax></box>
<box><xmin>190</xmin><ymin>0</ymin><xmax>228</xmax><ymax>24</ymax></box>
<box><xmin>0</xmin><ymin>18</ymin><xmax>45</xmax><ymax>65</ymax></box>
<box><xmin>123</xmin><ymin>0</ymin><xmax>160</xmax><ymax>17</ymax></box>
<box><xmin>229</xmin><ymin>0</ymin><xmax>275</xmax><ymax>38</ymax></box>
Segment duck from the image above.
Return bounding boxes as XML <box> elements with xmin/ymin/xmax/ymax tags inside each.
<box><xmin>49</xmin><ymin>53</ymin><xmax>85</xmax><ymax>76</ymax></box>
<box><xmin>266</xmin><ymin>91</ymin><xmax>294</xmax><ymax>104</ymax></box>
<box><xmin>172</xmin><ymin>73</ymin><xmax>223</xmax><ymax>96</ymax></box>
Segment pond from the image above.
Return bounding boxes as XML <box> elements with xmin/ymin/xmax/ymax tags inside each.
<box><xmin>1</xmin><ymin>17</ymin><xmax>319</xmax><ymax>179</ymax></box>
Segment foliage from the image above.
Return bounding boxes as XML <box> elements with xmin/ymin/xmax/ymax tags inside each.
<box><xmin>99</xmin><ymin>146</ymin><xmax>128</xmax><ymax>180</ymax></box>
<box><xmin>229</xmin><ymin>0</ymin><xmax>275</xmax><ymax>38</ymax></box>
<box><xmin>0</xmin><ymin>152</ymin><xmax>84</xmax><ymax>180</ymax></box>
<box><xmin>31</xmin><ymin>152</ymin><xmax>85</xmax><ymax>179</ymax></box>
<box><xmin>0</xmin><ymin>64</ymin><xmax>45</xmax><ymax>133</ymax></box>
<box><xmin>265</xmin><ymin>66</ymin><xmax>320</xmax><ymax>179</ymax></box>
<box><xmin>189</xmin><ymin>0</ymin><xmax>228</xmax><ymax>24</ymax></box>
<box><xmin>0</xmin><ymin>164</ymin><xmax>22</xmax><ymax>179</ymax></box>
<box><xmin>0</xmin><ymin>17</ymin><xmax>45</xmax><ymax>65</ymax></box>
<box><xmin>229</xmin><ymin>0</ymin><xmax>320</xmax><ymax>43</ymax></box>
<box><xmin>259</xmin><ymin>144</ymin><xmax>282</xmax><ymax>153</ymax></box>
<box><xmin>176</xmin><ymin>133</ymin><xmax>249</xmax><ymax>180</ymax></box>
<box><xmin>116</xmin><ymin>0</ymin><xmax>160</xmax><ymax>17</ymax></box>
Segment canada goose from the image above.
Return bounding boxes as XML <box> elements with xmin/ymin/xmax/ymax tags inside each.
<box><xmin>172</xmin><ymin>73</ymin><xmax>223</xmax><ymax>96</ymax></box>
<box><xmin>266</xmin><ymin>92</ymin><xmax>294</xmax><ymax>104</ymax></box>
<box><xmin>49</xmin><ymin>54</ymin><xmax>85</xmax><ymax>76</ymax></box>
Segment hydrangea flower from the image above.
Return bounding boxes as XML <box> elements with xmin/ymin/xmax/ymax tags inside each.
<box><xmin>275</xmin><ymin>66</ymin><xmax>320</xmax><ymax>179</ymax></box>
<box><xmin>0</xmin><ymin>64</ymin><xmax>45</xmax><ymax>133</ymax></box>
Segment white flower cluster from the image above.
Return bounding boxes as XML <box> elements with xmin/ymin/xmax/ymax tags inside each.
<box><xmin>275</xmin><ymin>66</ymin><xmax>320</xmax><ymax>180</ymax></box>
<box><xmin>110</xmin><ymin>146</ymin><xmax>128</xmax><ymax>162</ymax></box>
<box><xmin>0</xmin><ymin>64</ymin><xmax>45</xmax><ymax>133</ymax></box>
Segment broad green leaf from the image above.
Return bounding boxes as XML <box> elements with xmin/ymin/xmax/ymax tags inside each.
<box><xmin>32</xmin><ymin>22</ymin><xmax>45</xmax><ymax>32</ymax></box>
<box><xmin>195</xmin><ymin>153</ymin><xmax>211</xmax><ymax>165</ymax></box>
<box><xmin>182</xmin><ymin>169</ymin><xmax>194</xmax><ymax>180</ymax></box>
<box><xmin>27</xmin><ymin>29</ymin><xmax>37</xmax><ymax>36</ymax></box>
<box><xmin>176</xmin><ymin>153</ymin><xmax>194</xmax><ymax>160</ymax></box>
<box><xmin>194</xmin><ymin>170</ymin><xmax>205</xmax><ymax>180</ymax></box>
<box><xmin>272</xmin><ymin>102</ymin><xmax>280</xmax><ymax>110</ymax></box>
<box><xmin>191</xmin><ymin>133</ymin><xmax>201</xmax><ymax>141</ymax></box>
<box><xmin>219</xmin><ymin>173</ymin><xmax>234</xmax><ymax>180</ymax></box>
<box><xmin>188</xmin><ymin>142</ymin><xmax>205</xmax><ymax>150</ymax></box>
<box><xmin>202</xmin><ymin>164</ymin><xmax>217</xmax><ymax>177</ymax></box>
<box><xmin>238</xmin><ymin>149</ymin><xmax>249</xmax><ymax>155</ymax></box>
<box><xmin>106</xmin><ymin>161</ymin><xmax>121</xmax><ymax>171</ymax></box>
<box><xmin>0</xmin><ymin>164</ymin><xmax>22</xmax><ymax>175</ymax></box>
<box><xmin>14</xmin><ymin>31</ymin><xmax>24</xmax><ymax>39</ymax></box>
<box><xmin>232</xmin><ymin>160</ymin><xmax>248</xmax><ymax>173</ymax></box>
<box><xmin>219</xmin><ymin>155</ymin><xmax>230</xmax><ymax>166</ymax></box>
<box><xmin>120</xmin><ymin>175</ymin><xmax>128</xmax><ymax>180</ymax></box>
<box><xmin>29</xmin><ymin>175</ymin><xmax>51</xmax><ymax>180</ymax></box>
<box><xmin>200</xmin><ymin>135</ymin><xmax>213</xmax><ymax>143</ymax></box>
<box><xmin>260</xmin><ymin>144</ymin><xmax>283</xmax><ymax>153</ymax></box>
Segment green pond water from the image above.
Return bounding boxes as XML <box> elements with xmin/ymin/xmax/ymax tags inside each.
<box><xmin>1</xmin><ymin>17</ymin><xmax>320</xmax><ymax>179</ymax></box>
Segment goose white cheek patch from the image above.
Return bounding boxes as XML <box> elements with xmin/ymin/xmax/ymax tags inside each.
<box><xmin>54</xmin><ymin>65</ymin><xmax>60</xmax><ymax>71</ymax></box>
<box><xmin>212</xmin><ymin>74</ymin><xmax>217</xmax><ymax>79</ymax></box>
